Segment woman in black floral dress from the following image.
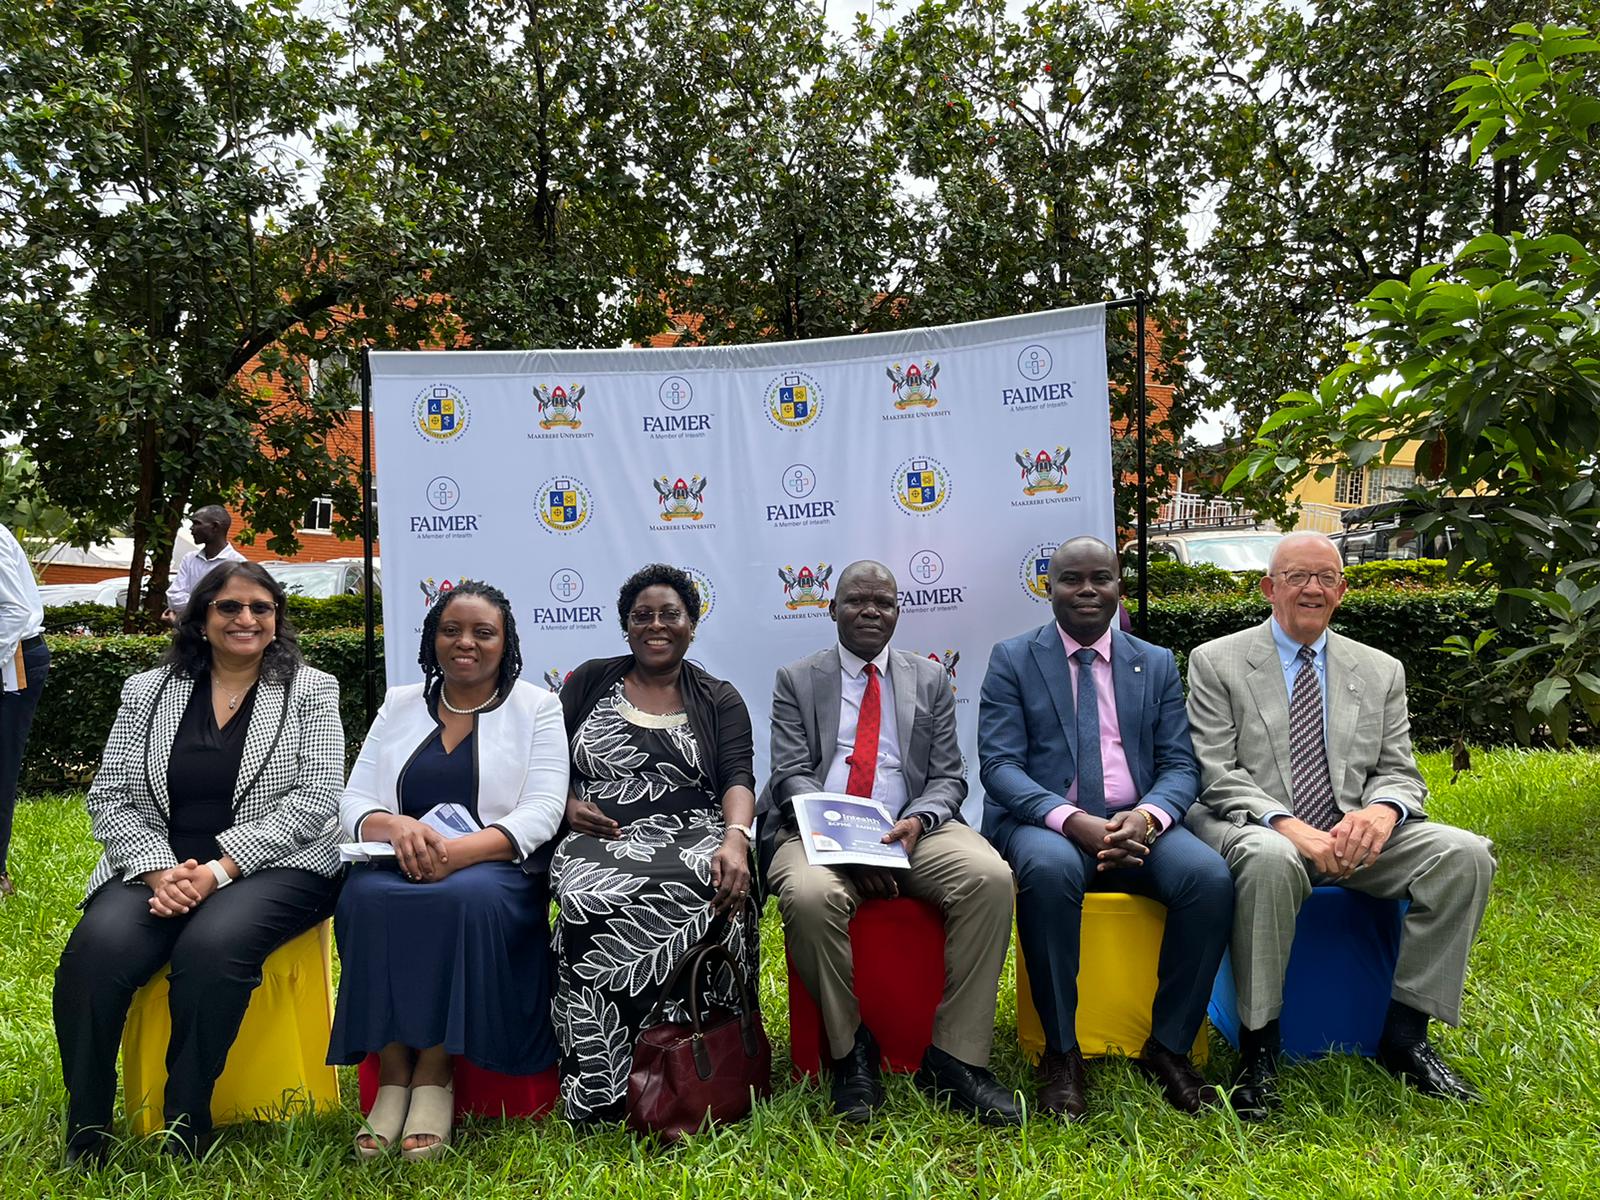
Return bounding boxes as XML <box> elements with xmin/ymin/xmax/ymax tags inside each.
<box><xmin>550</xmin><ymin>563</ymin><xmax>758</xmax><ymax>1121</ymax></box>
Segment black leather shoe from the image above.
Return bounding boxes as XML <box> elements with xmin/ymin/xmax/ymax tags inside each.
<box><xmin>829</xmin><ymin>1025</ymin><xmax>883</xmax><ymax>1123</ymax></box>
<box><xmin>914</xmin><ymin>1045</ymin><xmax>1022</xmax><ymax>1126</ymax></box>
<box><xmin>1377</xmin><ymin>1038</ymin><xmax>1479</xmax><ymax>1102</ymax></box>
<box><xmin>1137</xmin><ymin>1038</ymin><xmax>1219</xmax><ymax>1114</ymax></box>
<box><xmin>64</xmin><ymin>1126</ymin><xmax>109</xmax><ymax>1168</ymax></box>
<box><xmin>1229</xmin><ymin>1041</ymin><xmax>1280</xmax><ymax>1122</ymax></box>
<box><xmin>1036</xmin><ymin>1047</ymin><xmax>1088</xmax><ymax>1120</ymax></box>
<box><xmin>0</xmin><ymin>871</ymin><xmax>14</xmax><ymax>899</ymax></box>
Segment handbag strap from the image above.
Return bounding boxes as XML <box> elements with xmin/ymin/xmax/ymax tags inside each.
<box><xmin>640</xmin><ymin>899</ymin><xmax>761</xmax><ymax>1033</ymax></box>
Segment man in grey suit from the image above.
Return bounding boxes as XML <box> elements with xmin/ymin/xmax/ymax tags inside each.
<box><xmin>764</xmin><ymin>560</ymin><xmax>1018</xmax><ymax>1125</ymax></box>
<box><xmin>1187</xmin><ymin>531</ymin><xmax>1496</xmax><ymax>1119</ymax></box>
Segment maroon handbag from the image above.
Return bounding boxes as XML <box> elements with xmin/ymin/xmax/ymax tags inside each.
<box><xmin>626</xmin><ymin>917</ymin><xmax>772</xmax><ymax>1140</ymax></box>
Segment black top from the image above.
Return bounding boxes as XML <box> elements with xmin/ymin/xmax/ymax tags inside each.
<box><xmin>166</xmin><ymin>673</ymin><xmax>258</xmax><ymax>864</ymax></box>
<box><xmin>398</xmin><ymin>727</ymin><xmax>479</xmax><ymax>823</ymax></box>
<box><xmin>559</xmin><ymin>656</ymin><xmax>755</xmax><ymax>801</ymax></box>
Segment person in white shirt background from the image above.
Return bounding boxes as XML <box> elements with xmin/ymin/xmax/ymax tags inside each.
<box><xmin>0</xmin><ymin>521</ymin><xmax>49</xmax><ymax>899</ymax></box>
<box><xmin>165</xmin><ymin>505</ymin><xmax>246</xmax><ymax>622</ymax></box>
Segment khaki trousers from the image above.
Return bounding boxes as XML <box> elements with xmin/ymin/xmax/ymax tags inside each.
<box><xmin>768</xmin><ymin>821</ymin><xmax>1013</xmax><ymax>1065</ymax></box>
<box><xmin>1188</xmin><ymin>810</ymin><xmax>1496</xmax><ymax>1029</ymax></box>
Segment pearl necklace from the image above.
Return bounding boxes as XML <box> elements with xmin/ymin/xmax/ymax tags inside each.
<box><xmin>441</xmin><ymin>686</ymin><xmax>500</xmax><ymax>715</ymax></box>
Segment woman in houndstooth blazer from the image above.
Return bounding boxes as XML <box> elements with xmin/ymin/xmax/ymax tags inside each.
<box><xmin>53</xmin><ymin>561</ymin><xmax>344</xmax><ymax>1163</ymax></box>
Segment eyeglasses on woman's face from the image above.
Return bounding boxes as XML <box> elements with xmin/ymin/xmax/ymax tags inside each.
<box><xmin>627</xmin><ymin>607</ymin><xmax>687</xmax><ymax>628</ymax></box>
<box><xmin>209</xmin><ymin>599</ymin><xmax>277</xmax><ymax>618</ymax></box>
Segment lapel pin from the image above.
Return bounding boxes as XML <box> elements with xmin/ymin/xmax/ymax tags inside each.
<box><xmin>1134</xmin><ymin>665</ymin><xmax>1142</xmax><ymax>673</ymax></box>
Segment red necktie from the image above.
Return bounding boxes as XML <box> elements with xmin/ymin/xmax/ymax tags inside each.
<box><xmin>844</xmin><ymin>663</ymin><xmax>880</xmax><ymax>798</ymax></box>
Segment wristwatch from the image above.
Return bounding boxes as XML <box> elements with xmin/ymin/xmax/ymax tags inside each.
<box><xmin>1140</xmin><ymin>810</ymin><xmax>1159</xmax><ymax>843</ymax></box>
<box><xmin>206</xmin><ymin>859</ymin><xmax>234</xmax><ymax>890</ymax></box>
<box><xmin>724</xmin><ymin>822</ymin><xmax>755</xmax><ymax>843</ymax></box>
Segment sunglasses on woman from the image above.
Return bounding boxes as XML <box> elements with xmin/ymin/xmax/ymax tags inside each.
<box><xmin>208</xmin><ymin>599</ymin><xmax>277</xmax><ymax>617</ymax></box>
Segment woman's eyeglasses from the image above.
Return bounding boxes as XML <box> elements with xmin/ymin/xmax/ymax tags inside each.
<box><xmin>627</xmin><ymin>607</ymin><xmax>687</xmax><ymax>628</ymax></box>
<box><xmin>209</xmin><ymin>599</ymin><xmax>277</xmax><ymax>618</ymax></box>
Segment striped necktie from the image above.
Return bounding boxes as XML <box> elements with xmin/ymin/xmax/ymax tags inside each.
<box><xmin>1288</xmin><ymin>645</ymin><xmax>1340</xmax><ymax>831</ymax></box>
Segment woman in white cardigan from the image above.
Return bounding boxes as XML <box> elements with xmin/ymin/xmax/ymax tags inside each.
<box><xmin>327</xmin><ymin>582</ymin><xmax>568</xmax><ymax>1161</ymax></box>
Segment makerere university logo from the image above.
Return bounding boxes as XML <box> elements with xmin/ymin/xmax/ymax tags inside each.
<box><xmin>891</xmin><ymin>455</ymin><xmax>952</xmax><ymax>516</ymax></box>
<box><xmin>535</xmin><ymin>382</ymin><xmax>585</xmax><ymax>430</ymax></box>
<box><xmin>777</xmin><ymin>563</ymin><xmax>832</xmax><ymax>609</ymax></box>
<box><xmin>886</xmin><ymin>360</ymin><xmax>940</xmax><ymax>409</ymax></box>
<box><xmin>653</xmin><ymin>474</ymin><xmax>708</xmax><ymax>521</ymax></box>
<box><xmin>1015</xmin><ymin>445</ymin><xmax>1071</xmax><ymax>495</ymax></box>
<box><xmin>414</xmin><ymin>383</ymin><xmax>470</xmax><ymax>443</ymax></box>
<box><xmin>764</xmin><ymin>371</ymin><xmax>824</xmax><ymax>430</ymax></box>
<box><xmin>536</xmin><ymin>476</ymin><xmax>593</xmax><ymax>535</ymax></box>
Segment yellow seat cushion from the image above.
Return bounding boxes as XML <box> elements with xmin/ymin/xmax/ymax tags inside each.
<box><xmin>1015</xmin><ymin>892</ymin><xmax>1208</xmax><ymax>1063</ymax></box>
<box><xmin>120</xmin><ymin>921</ymin><xmax>339</xmax><ymax>1136</ymax></box>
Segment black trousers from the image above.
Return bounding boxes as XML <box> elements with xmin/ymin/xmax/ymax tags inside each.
<box><xmin>54</xmin><ymin>867</ymin><xmax>340</xmax><ymax>1138</ymax></box>
<box><xmin>0</xmin><ymin>637</ymin><xmax>49</xmax><ymax>875</ymax></box>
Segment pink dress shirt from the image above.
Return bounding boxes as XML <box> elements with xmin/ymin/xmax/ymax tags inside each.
<box><xmin>1043</xmin><ymin>626</ymin><xmax>1173</xmax><ymax>836</ymax></box>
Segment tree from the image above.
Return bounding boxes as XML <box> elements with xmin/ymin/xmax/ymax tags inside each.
<box><xmin>0</xmin><ymin>0</ymin><xmax>455</xmax><ymax>624</ymax></box>
<box><xmin>1230</xmin><ymin>20</ymin><xmax>1600</xmax><ymax>743</ymax></box>
<box><xmin>1175</xmin><ymin>0</ymin><xmax>1591</xmax><ymax>515</ymax></box>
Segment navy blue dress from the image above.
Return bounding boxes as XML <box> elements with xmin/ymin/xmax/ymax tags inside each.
<box><xmin>327</xmin><ymin>725</ymin><xmax>559</xmax><ymax>1074</ymax></box>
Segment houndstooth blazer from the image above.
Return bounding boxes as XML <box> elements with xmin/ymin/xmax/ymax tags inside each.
<box><xmin>80</xmin><ymin>663</ymin><xmax>345</xmax><ymax>903</ymax></box>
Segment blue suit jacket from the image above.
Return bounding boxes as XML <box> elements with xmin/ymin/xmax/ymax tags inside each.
<box><xmin>978</xmin><ymin>622</ymin><xmax>1199</xmax><ymax>841</ymax></box>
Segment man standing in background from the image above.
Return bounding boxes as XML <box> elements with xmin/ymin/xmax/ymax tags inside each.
<box><xmin>0</xmin><ymin>522</ymin><xmax>49</xmax><ymax>899</ymax></box>
<box><xmin>165</xmin><ymin>505</ymin><xmax>245</xmax><ymax>621</ymax></box>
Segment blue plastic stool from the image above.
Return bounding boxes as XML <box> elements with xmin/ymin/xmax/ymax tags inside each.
<box><xmin>1208</xmin><ymin>886</ymin><xmax>1405</xmax><ymax>1060</ymax></box>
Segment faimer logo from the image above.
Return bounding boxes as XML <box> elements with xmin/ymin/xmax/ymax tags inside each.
<box><xmin>413</xmin><ymin>383</ymin><xmax>470</xmax><ymax>443</ymax></box>
<box><xmin>891</xmin><ymin>455</ymin><xmax>953</xmax><ymax>517</ymax></box>
<box><xmin>530</xmin><ymin>383</ymin><xmax>594</xmax><ymax>441</ymax></box>
<box><xmin>526</xmin><ymin>567</ymin><xmax>602</xmax><ymax>630</ymax></box>
<box><xmin>883</xmin><ymin>360</ymin><xmax>948</xmax><ymax>422</ymax></box>
<box><xmin>1000</xmin><ymin>343</ymin><xmax>1077</xmax><ymax>411</ymax></box>
<box><xmin>767</xmin><ymin>462</ymin><xmax>836</xmax><ymax>527</ymax></box>
<box><xmin>1019</xmin><ymin>543</ymin><xmax>1059</xmax><ymax>602</ymax></box>
<box><xmin>683</xmin><ymin>565</ymin><xmax>718</xmax><ymax>626</ymax></box>
<box><xmin>900</xmin><ymin>548</ymin><xmax>965</xmax><ymax>612</ymax></box>
<box><xmin>764</xmin><ymin>371</ymin><xmax>824</xmax><ymax>431</ymax></box>
<box><xmin>775</xmin><ymin>563</ymin><xmax>833</xmax><ymax>618</ymax></box>
<box><xmin>410</xmin><ymin>476</ymin><xmax>480</xmax><ymax>540</ymax></box>
<box><xmin>535</xmin><ymin>476</ymin><xmax>594</xmax><ymax>535</ymax></box>
<box><xmin>644</xmin><ymin>376</ymin><xmax>713</xmax><ymax>439</ymax></box>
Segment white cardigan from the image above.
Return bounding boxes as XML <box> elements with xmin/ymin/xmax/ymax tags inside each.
<box><xmin>340</xmin><ymin>679</ymin><xmax>568</xmax><ymax>860</ymax></box>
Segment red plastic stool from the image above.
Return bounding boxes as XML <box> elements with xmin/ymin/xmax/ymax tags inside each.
<box><xmin>357</xmin><ymin>1055</ymin><xmax>559</xmax><ymax>1119</ymax></box>
<box><xmin>786</xmin><ymin>896</ymin><xmax>947</xmax><ymax>1079</ymax></box>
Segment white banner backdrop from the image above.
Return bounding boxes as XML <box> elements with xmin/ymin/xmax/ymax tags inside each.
<box><xmin>371</xmin><ymin>304</ymin><xmax>1114</xmax><ymax>826</ymax></box>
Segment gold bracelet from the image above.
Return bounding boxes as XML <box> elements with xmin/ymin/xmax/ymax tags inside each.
<box><xmin>1141</xmin><ymin>810</ymin><xmax>1159</xmax><ymax>842</ymax></box>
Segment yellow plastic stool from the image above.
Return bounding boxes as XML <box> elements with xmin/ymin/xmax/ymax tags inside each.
<box><xmin>121</xmin><ymin>921</ymin><xmax>339</xmax><ymax>1136</ymax></box>
<box><xmin>1015</xmin><ymin>893</ymin><xmax>1208</xmax><ymax>1064</ymax></box>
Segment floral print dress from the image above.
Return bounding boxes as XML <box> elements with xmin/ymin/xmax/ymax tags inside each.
<box><xmin>550</xmin><ymin>681</ymin><xmax>751</xmax><ymax>1120</ymax></box>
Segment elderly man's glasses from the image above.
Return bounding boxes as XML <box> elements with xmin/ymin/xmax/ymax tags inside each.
<box><xmin>210</xmin><ymin>599</ymin><xmax>277</xmax><ymax>617</ymax></box>
<box><xmin>628</xmin><ymin>607</ymin><xmax>687</xmax><ymax>628</ymax></box>
<box><xmin>1276</xmin><ymin>569</ymin><xmax>1343</xmax><ymax>589</ymax></box>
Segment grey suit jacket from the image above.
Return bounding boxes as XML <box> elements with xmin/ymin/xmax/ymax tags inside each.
<box><xmin>1185</xmin><ymin>618</ymin><xmax>1427</xmax><ymax>829</ymax></box>
<box><xmin>759</xmin><ymin>644</ymin><xmax>967</xmax><ymax>830</ymax></box>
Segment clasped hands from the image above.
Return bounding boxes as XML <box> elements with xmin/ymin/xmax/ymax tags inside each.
<box><xmin>1272</xmin><ymin>804</ymin><xmax>1398</xmax><ymax>879</ymax></box>
<box><xmin>142</xmin><ymin>860</ymin><xmax>222</xmax><ymax>917</ymax></box>
<box><xmin>364</xmin><ymin>812</ymin><xmax>455</xmax><ymax>883</ymax></box>
<box><xmin>1064</xmin><ymin>809</ymin><xmax>1157</xmax><ymax>871</ymax></box>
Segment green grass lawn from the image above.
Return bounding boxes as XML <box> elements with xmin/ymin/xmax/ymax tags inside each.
<box><xmin>1</xmin><ymin>747</ymin><xmax>1596</xmax><ymax>1198</ymax></box>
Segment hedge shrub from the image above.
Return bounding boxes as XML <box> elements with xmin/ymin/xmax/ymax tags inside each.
<box><xmin>1133</xmin><ymin>559</ymin><xmax>1496</xmax><ymax>599</ymax></box>
<box><xmin>40</xmin><ymin>594</ymin><xmax>375</xmax><ymax>637</ymax></box>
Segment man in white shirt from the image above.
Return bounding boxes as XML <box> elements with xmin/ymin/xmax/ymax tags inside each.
<box><xmin>165</xmin><ymin>506</ymin><xmax>245</xmax><ymax>620</ymax></box>
<box><xmin>0</xmin><ymin>523</ymin><xmax>49</xmax><ymax>898</ymax></box>
<box><xmin>762</xmin><ymin>560</ymin><xmax>1018</xmax><ymax>1125</ymax></box>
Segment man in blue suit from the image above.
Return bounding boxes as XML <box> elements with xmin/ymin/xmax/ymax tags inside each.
<box><xmin>979</xmin><ymin>536</ymin><xmax>1233</xmax><ymax>1119</ymax></box>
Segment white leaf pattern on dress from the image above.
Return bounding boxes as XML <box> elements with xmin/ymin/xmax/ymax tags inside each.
<box><xmin>604</xmin><ymin>811</ymin><xmax>681</xmax><ymax>862</ymax></box>
<box><xmin>559</xmin><ymin>985</ymin><xmax>631</xmax><ymax>1115</ymax></box>
<box><xmin>572</xmin><ymin>880</ymin><xmax>711</xmax><ymax>996</ymax></box>
<box><xmin>550</xmin><ymin>853</ymin><xmax>647</xmax><ymax>923</ymax></box>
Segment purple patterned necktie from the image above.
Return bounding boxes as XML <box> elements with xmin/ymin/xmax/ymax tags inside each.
<box><xmin>1288</xmin><ymin>645</ymin><xmax>1340</xmax><ymax>831</ymax></box>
